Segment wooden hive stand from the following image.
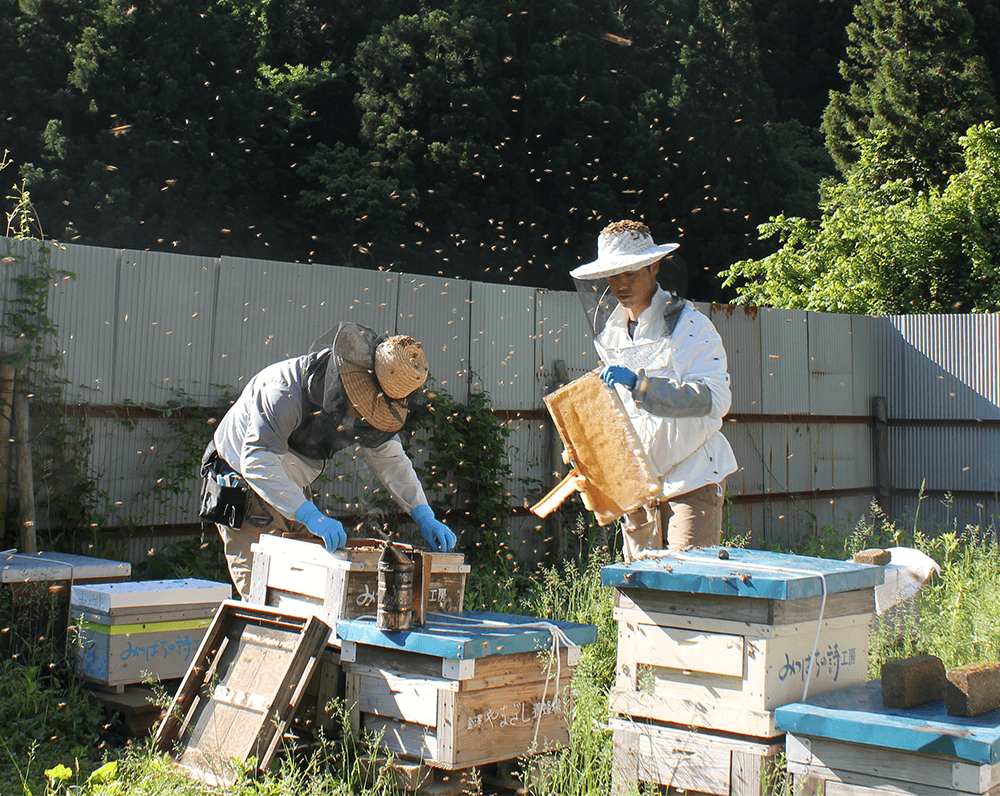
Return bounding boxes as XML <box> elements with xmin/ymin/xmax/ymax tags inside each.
<box><xmin>600</xmin><ymin>547</ymin><xmax>885</xmax><ymax>796</ymax></box>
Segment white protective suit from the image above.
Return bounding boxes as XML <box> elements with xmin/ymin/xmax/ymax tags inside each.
<box><xmin>595</xmin><ymin>286</ymin><xmax>738</xmax><ymax>499</ymax></box>
<box><xmin>213</xmin><ymin>352</ymin><xmax>429</xmax><ymax>520</ymax></box>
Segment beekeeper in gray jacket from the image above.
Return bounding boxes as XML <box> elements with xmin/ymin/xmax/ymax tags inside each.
<box><xmin>203</xmin><ymin>322</ymin><xmax>456</xmax><ymax>598</ymax></box>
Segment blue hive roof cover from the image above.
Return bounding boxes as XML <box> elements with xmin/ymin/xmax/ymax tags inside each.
<box><xmin>600</xmin><ymin>547</ymin><xmax>884</xmax><ymax>600</ymax></box>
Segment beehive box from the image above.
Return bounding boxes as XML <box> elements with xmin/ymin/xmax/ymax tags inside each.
<box><xmin>602</xmin><ymin>548</ymin><xmax>884</xmax><ymax>738</ymax></box>
<box><xmin>248</xmin><ymin>535</ymin><xmax>470</xmax><ymax>644</ymax></box>
<box><xmin>2</xmin><ymin>550</ymin><xmax>131</xmax><ymax>664</ymax></box>
<box><xmin>776</xmin><ymin>680</ymin><xmax>1000</xmax><ymax>796</ymax></box>
<box><xmin>72</xmin><ymin>578</ymin><xmax>232</xmax><ymax>688</ymax></box>
<box><xmin>339</xmin><ymin>611</ymin><xmax>598</xmax><ymax>770</ymax></box>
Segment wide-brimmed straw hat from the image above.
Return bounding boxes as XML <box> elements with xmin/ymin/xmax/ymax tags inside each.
<box><xmin>336</xmin><ymin>326</ymin><xmax>428</xmax><ymax>432</ymax></box>
<box><xmin>570</xmin><ymin>220</ymin><xmax>679</xmax><ymax>280</ymax></box>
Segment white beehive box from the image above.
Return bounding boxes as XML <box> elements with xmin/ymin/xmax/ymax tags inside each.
<box><xmin>72</xmin><ymin>578</ymin><xmax>232</xmax><ymax>689</ymax></box>
<box><xmin>602</xmin><ymin>548</ymin><xmax>884</xmax><ymax>739</ymax></box>
<box><xmin>248</xmin><ymin>535</ymin><xmax>470</xmax><ymax>644</ymax></box>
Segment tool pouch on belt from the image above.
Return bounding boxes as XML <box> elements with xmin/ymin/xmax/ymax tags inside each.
<box><xmin>199</xmin><ymin>441</ymin><xmax>248</xmax><ymax>529</ymax></box>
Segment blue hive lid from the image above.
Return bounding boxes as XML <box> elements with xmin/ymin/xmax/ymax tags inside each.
<box><xmin>600</xmin><ymin>547</ymin><xmax>883</xmax><ymax>600</ymax></box>
<box><xmin>776</xmin><ymin>680</ymin><xmax>1000</xmax><ymax>765</ymax></box>
<box><xmin>336</xmin><ymin>610</ymin><xmax>598</xmax><ymax>660</ymax></box>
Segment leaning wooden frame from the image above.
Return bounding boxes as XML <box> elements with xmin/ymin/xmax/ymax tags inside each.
<box><xmin>154</xmin><ymin>600</ymin><xmax>331</xmax><ymax>788</ymax></box>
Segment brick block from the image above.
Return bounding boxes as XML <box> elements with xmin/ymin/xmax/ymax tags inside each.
<box><xmin>946</xmin><ymin>662</ymin><xmax>1000</xmax><ymax>717</ymax></box>
<box><xmin>853</xmin><ymin>548</ymin><xmax>891</xmax><ymax>566</ymax></box>
<box><xmin>881</xmin><ymin>655</ymin><xmax>945</xmax><ymax>708</ymax></box>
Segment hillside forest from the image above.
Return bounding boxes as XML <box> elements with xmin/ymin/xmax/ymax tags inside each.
<box><xmin>3</xmin><ymin>0</ymin><xmax>1000</xmax><ymax>309</ymax></box>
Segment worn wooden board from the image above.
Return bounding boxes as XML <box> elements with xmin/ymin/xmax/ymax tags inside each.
<box><xmin>154</xmin><ymin>601</ymin><xmax>330</xmax><ymax>787</ymax></box>
<box><xmin>789</xmin><ymin>761</ymin><xmax>1000</xmax><ymax>796</ymax></box>
<box><xmin>290</xmin><ymin>647</ymin><xmax>342</xmax><ymax>737</ymax></box>
<box><xmin>541</xmin><ymin>371</ymin><xmax>661</xmax><ymax>525</ymax></box>
<box><xmin>615</xmin><ymin>585</ymin><xmax>876</xmax><ymax>630</ymax></box>
<box><xmin>787</xmin><ymin>734</ymin><xmax>1000</xmax><ymax>794</ymax></box>
<box><xmin>611</xmin><ymin>612</ymin><xmax>871</xmax><ymax>737</ymax></box>
<box><xmin>775</xmin><ymin>680</ymin><xmax>1000</xmax><ymax>765</ymax></box>
<box><xmin>343</xmin><ymin>643</ymin><xmax>578</xmax><ymax>687</ymax></box>
<box><xmin>336</xmin><ymin>611</ymin><xmax>598</xmax><ymax>660</ymax></box>
<box><xmin>609</xmin><ymin>716</ymin><xmax>782</xmax><ymax>796</ymax></box>
<box><xmin>1</xmin><ymin>550</ymin><xmax>131</xmax><ymax>584</ymax></box>
<box><xmin>601</xmin><ymin>547</ymin><xmax>884</xmax><ymax>599</ymax></box>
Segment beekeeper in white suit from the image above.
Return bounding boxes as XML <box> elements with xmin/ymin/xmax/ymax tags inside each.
<box><xmin>571</xmin><ymin>220</ymin><xmax>738</xmax><ymax>559</ymax></box>
<box><xmin>201</xmin><ymin>322</ymin><xmax>456</xmax><ymax>598</ymax></box>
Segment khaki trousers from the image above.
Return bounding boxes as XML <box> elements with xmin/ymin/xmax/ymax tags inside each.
<box><xmin>621</xmin><ymin>481</ymin><xmax>725</xmax><ymax>562</ymax></box>
<box><xmin>216</xmin><ymin>489</ymin><xmax>315</xmax><ymax>599</ymax></box>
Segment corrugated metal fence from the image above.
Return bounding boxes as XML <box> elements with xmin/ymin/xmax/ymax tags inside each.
<box><xmin>2</xmin><ymin>237</ymin><xmax>998</xmax><ymax>561</ymax></box>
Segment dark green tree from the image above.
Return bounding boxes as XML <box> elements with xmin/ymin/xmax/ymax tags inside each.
<box><xmin>822</xmin><ymin>0</ymin><xmax>998</xmax><ymax>188</ymax></box>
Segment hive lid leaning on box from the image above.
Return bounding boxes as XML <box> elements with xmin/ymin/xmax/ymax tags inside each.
<box><xmin>71</xmin><ymin>578</ymin><xmax>232</xmax><ymax>613</ymax></box>
<box><xmin>775</xmin><ymin>680</ymin><xmax>1000</xmax><ymax>765</ymax></box>
<box><xmin>337</xmin><ymin>610</ymin><xmax>598</xmax><ymax>660</ymax></box>
<box><xmin>601</xmin><ymin>547</ymin><xmax>884</xmax><ymax>600</ymax></box>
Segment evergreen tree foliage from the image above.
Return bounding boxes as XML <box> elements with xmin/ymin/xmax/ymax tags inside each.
<box><xmin>822</xmin><ymin>0</ymin><xmax>998</xmax><ymax>188</ymax></box>
<box><xmin>9</xmin><ymin>0</ymin><xmax>993</xmax><ymax>304</ymax></box>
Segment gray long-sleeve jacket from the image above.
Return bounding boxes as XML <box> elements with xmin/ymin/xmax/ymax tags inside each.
<box><xmin>213</xmin><ymin>350</ymin><xmax>429</xmax><ymax>519</ymax></box>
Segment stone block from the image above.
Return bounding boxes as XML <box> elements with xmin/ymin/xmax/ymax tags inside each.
<box><xmin>881</xmin><ymin>654</ymin><xmax>945</xmax><ymax>708</ymax></box>
<box><xmin>946</xmin><ymin>662</ymin><xmax>1000</xmax><ymax>717</ymax></box>
<box><xmin>853</xmin><ymin>548</ymin><xmax>891</xmax><ymax>566</ymax></box>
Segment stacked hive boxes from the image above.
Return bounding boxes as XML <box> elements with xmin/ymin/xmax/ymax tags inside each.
<box><xmin>339</xmin><ymin>611</ymin><xmax>597</xmax><ymax>771</ymax></box>
<box><xmin>71</xmin><ymin>578</ymin><xmax>232</xmax><ymax>690</ymax></box>
<box><xmin>601</xmin><ymin>548</ymin><xmax>883</xmax><ymax>796</ymax></box>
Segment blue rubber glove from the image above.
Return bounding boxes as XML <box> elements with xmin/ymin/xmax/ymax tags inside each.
<box><xmin>600</xmin><ymin>364</ymin><xmax>638</xmax><ymax>391</ymax></box>
<box><xmin>294</xmin><ymin>501</ymin><xmax>347</xmax><ymax>550</ymax></box>
<box><xmin>411</xmin><ymin>504</ymin><xmax>457</xmax><ymax>552</ymax></box>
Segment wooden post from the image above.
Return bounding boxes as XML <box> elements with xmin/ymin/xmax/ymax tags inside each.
<box><xmin>873</xmin><ymin>396</ymin><xmax>890</xmax><ymax>506</ymax></box>
<box><xmin>13</xmin><ymin>377</ymin><xmax>36</xmax><ymax>554</ymax></box>
<box><xmin>0</xmin><ymin>361</ymin><xmax>15</xmax><ymax>540</ymax></box>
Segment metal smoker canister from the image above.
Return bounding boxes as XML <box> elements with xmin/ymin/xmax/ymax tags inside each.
<box><xmin>376</xmin><ymin>541</ymin><xmax>414</xmax><ymax>631</ymax></box>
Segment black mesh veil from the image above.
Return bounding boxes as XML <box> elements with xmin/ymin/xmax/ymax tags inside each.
<box><xmin>572</xmin><ymin>253</ymin><xmax>688</xmax><ymax>338</ymax></box>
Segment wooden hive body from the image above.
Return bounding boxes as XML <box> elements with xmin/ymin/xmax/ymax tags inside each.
<box><xmin>340</xmin><ymin>611</ymin><xmax>598</xmax><ymax>770</ymax></box>
<box><xmin>71</xmin><ymin>578</ymin><xmax>231</xmax><ymax>688</ymax></box>
<box><xmin>248</xmin><ymin>535</ymin><xmax>469</xmax><ymax>645</ymax></box>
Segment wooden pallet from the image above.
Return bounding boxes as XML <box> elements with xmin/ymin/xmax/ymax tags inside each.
<box><xmin>360</xmin><ymin>755</ymin><xmax>530</xmax><ymax>795</ymax></box>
